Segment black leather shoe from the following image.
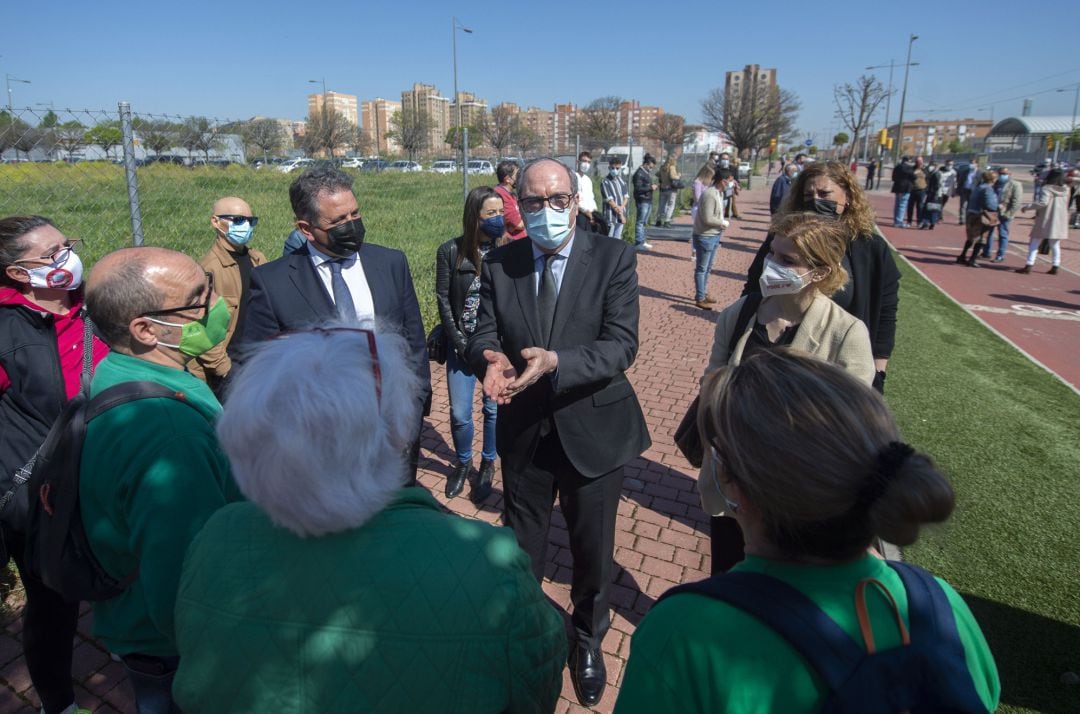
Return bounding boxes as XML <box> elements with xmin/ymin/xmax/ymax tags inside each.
<box><xmin>569</xmin><ymin>645</ymin><xmax>606</xmax><ymax>707</ymax></box>
<box><xmin>472</xmin><ymin>459</ymin><xmax>495</xmax><ymax>503</ymax></box>
<box><xmin>445</xmin><ymin>461</ymin><xmax>470</xmax><ymax>498</ymax></box>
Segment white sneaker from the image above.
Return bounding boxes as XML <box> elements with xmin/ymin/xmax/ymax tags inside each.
<box><xmin>640</xmin><ymin>241</ymin><xmax>654</xmax><ymax>250</ymax></box>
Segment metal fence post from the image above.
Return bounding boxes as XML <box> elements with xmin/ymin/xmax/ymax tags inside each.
<box><xmin>118</xmin><ymin>101</ymin><xmax>144</xmax><ymax>246</ymax></box>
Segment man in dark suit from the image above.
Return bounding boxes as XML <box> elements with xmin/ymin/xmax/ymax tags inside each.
<box><xmin>465</xmin><ymin>158</ymin><xmax>651</xmax><ymax>707</ymax></box>
<box><xmin>233</xmin><ymin>166</ymin><xmax>431</xmax><ymax>465</ymax></box>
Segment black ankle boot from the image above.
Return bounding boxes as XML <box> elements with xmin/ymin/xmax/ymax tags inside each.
<box><xmin>445</xmin><ymin>460</ymin><xmax>471</xmax><ymax>498</ymax></box>
<box><xmin>472</xmin><ymin>459</ymin><xmax>495</xmax><ymax>503</ymax></box>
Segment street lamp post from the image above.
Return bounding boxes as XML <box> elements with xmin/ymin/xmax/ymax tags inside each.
<box><xmin>452</xmin><ymin>16</ymin><xmax>473</xmax><ymax>201</ymax></box>
<box><xmin>1057</xmin><ymin>84</ymin><xmax>1079</xmax><ymax>163</ymax></box>
<box><xmin>894</xmin><ymin>33</ymin><xmax>919</xmax><ymax>162</ymax></box>
<box><xmin>6</xmin><ymin>74</ymin><xmax>31</xmax><ymax>112</ymax></box>
<box><xmin>308</xmin><ymin>78</ymin><xmax>330</xmax><ymax>158</ymax></box>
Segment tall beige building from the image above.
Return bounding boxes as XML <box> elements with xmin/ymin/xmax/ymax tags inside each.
<box><xmin>617</xmin><ymin>100</ymin><xmax>665</xmax><ymax>155</ymax></box>
<box><xmin>450</xmin><ymin>91</ymin><xmax>488</xmax><ymax>129</ymax></box>
<box><xmin>521</xmin><ymin>107</ymin><xmax>555</xmax><ymax>154</ymax></box>
<box><xmin>307</xmin><ymin>91</ymin><xmax>359</xmax><ymax>125</ymax></box>
<box><xmin>725</xmin><ymin>65</ymin><xmax>778</xmax><ymax>111</ymax></box>
<box><xmin>361</xmin><ymin>98</ymin><xmax>401</xmax><ymax>154</ymax></box>
<box><xmin>401</xmin><ymin>82</ymin><xmax>451</xmax><ymax>153</ymax></box>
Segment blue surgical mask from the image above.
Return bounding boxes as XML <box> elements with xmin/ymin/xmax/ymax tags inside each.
<box><xmin>225</xmin><ymin>220</ymin><xmax>254</xmax><ymax>246</ymax></box>
<box><xmin>479</xmin><ymin>215</ymin><xmax>505</xmax><ymax>239</ymax></box>
<box><xmin>998</xmin><ymin>174</ymin><xmax>1009</xmax><ymax>183</ymax></box>
<box><xmin>525</xmin><ymin>206</ymin><xmax>573</xmax><ymax>251</ymax></box>
<box><xmin>609</xmin><ymin>168</ymin><xmax>620</xmax><ymax>177</ymax></box>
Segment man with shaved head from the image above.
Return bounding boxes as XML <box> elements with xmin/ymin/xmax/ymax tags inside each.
<box><xmin>83</xmin><ymin>247</ymin><xmax>242</xmax><ymax>711</ymax></box>
<box><xmin>187</xmin><ymin>196</ymin><xmax>267</xmax><ymax>392</ymax></box>
<box><xmin>465</xmin><ymin>157</ymin><xmax>650</xmax><ymax>707</ymax></box>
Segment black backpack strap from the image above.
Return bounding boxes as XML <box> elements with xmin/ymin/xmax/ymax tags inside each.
<box><xmin>888</xmin><ymin>561</ymin><xmax>987</xmax><ymax>710</ymax></box>
<box><xmin>85</xmin><ymin>381</ymin><xmax>191</xmax><ymax>421</ymax></box>
<box><xmin>657</xmin><ymin>572</ymin><xmax>863</xmax><ymax>691</ymax></box>
<box><xmin>728</xmin><ymin>292</ymin><xmax>763</xmax><ymax>356</ymax></box>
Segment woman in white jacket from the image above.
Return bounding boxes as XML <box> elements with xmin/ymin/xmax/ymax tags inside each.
<box><xmin>1016</xmin><ymin>168</ymin><xmax>1070</xmax><ymax>275</ymax></box>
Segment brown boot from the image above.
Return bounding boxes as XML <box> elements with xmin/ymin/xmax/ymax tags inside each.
<box><xmin>1015</xmin><ymin>265</ymin><xmax>1032</xmax><ymax>274</ymax></box>
<box><xmin>1048</xmin><ymin>266</ymin><xmax>1059</xmax><ymax>275</ymax></box>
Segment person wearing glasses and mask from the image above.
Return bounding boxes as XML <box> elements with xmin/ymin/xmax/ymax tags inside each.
<box><xmin>465</xmin><ymin>158</ymin><xmax>651</xmax><ymax>708</ymax></box>
<box><xmin>234</xmin><ymin>167</ymin><xmax>431</xmax><ymax>476</ymax></box>
<box><xmin>82</xmin><ymin>246</ymin><xmax>243</xmax><ymax>713</ymax></box>
<box><xmin>0</xmin><ymin>215</ymin><xmax>108</xmax><ymax>714</ymax></box>
<box><xmin>187</xmin><ymin>196</ymin><xmax>267</xmax><ymax>394</ymax></box>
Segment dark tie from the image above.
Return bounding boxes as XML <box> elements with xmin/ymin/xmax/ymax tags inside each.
<box><xmin>328</xmin><ymin>260</ymin><xmax>357</xmax><ymax>322</ymax></box>
<box><xmin>537</xmin><ymin>254</ymin><xmax>557</xmax><ymax>346</ymax></box>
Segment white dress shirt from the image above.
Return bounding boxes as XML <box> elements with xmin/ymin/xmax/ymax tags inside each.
<box><xmin>306</xmin><ymin>242</ymin><xmax>376</xmax><ymax>325</ymax></box>
<box><xmin>531</xmin><ymin>236</ymin><xmax>574</xmax><ymax>296</ymax></box>
<box><xmin>577</xmin><ymin>173</ymin><xmax>597</xmax><ymax>213</ymax></box>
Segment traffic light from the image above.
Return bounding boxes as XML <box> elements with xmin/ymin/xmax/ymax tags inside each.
<box><xmin>768</xmin><ymin>138</ymin><xmax>777</xmax><ymax>153</ymax></box>
<box><xmin>1047</xmin><ymin>136</ymin><xmax>1055</xmax><ymax>149</ymax></box>
<box><xmin>886</xmin><ymin>137</ymin><xmax>894</xmax><ymax>151</ymax></box>
<box><xmin>878</xmin><ymin>129</ymin><xmax>888</xmax><ymax>146</ymax></box>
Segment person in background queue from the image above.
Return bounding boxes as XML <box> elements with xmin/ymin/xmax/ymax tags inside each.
<box><xmin>575</xmin><ymin>151</ymin><xmax>599</xmax><ymax>234</ymax></box>
<box><xmin>601</xmin><ymin>156</ymin><xmax>629</xmax><ymax>240</ymax></box>
<box><xmin>632</xmin><ymin>154</ymin><xmax>658</xmax><ymax>250</ymax></box>
<box><xmin>493</xmin><ymin>160</ymin><xmax>526</xmax><ymax>241</ymax></box>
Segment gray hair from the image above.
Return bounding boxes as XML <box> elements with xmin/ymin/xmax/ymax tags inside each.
<box><xmin>289</xmin><ymin>166</ymin><xmax>355</xmax><ymax>224</ymax></box>
<box><xmin>519</xmin><ymin>157</ymin><xmax>578</xmax><ymax>197</ymax></box>
<box><xmin>85</xmin><ymin>252</ymin><xmax>164</xmax><ymax>348</ymax></box>
<box><xmin>216</xmin><ymin>324</ymin><xmax>422</xmax><ymax>537</ymax></box>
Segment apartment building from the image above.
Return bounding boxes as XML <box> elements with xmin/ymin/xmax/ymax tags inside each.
<box><xmin>306</xmin><ymin>91</ymin><xmax>359</xmax><ymax>125</ymax></box>
<box><xmin>400</xmin><ymin>82</ymin><xmax>451</xmax><ymax>152</ymax></box>
<box><xmin>361</xmin><ymin>98</ymin><xmax>402</xmax><ymax>154</ymax></box>
<box><xmin>886</xmin><ymin>118</ymin><xmax>993</xmax><ymax>155</ymax></box>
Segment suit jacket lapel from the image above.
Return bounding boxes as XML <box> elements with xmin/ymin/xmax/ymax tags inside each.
<box><xmin>289</xmin><ymin>246</ymin><xmax>335</xmax><ymax>316</ymax></box>
<box><xmin>509</xmin><ymin>239</ymin><xmax>542</xmax><ymax>347</ymax></box>
<box><xmin>549</xmin><ymin>231</ymin><xmax>593</xmax><ymax>345</ymax></box>
<box><xmin>791</xmin><ymin>294</ymin><xmax>827</xmax><ymax>354</ymax></box>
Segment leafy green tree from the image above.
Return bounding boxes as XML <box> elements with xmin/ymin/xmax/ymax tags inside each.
<box><xmin>445</xmin><ymin>126</ymin><xmax>481</xmax><ymax>151</ymax></box>
<box><xmin>39</xmin><ymin>110</ymin><xmax>59</xmax><ymax>128</ymax></box>
<box><xmin>0</xmin><ymin>114</ymin><xmax>30</xmax><ymax>158</ymax></box>
<box><xmin>180</xmin><ymin>116</ymin><xmax>221</xmax><ymax>163</ymax></box>
<box><xmin>52</xmin><ymin>120</ymin><xmax>86</xmax><ymax>161</ymax></box>
<box><xmin>85</xmin><ymin>122</ymin><xmax>123</xmax><ymax>161</ymax></box>
<box><xmin>142</xmin><ymin>120</ymin><xmax>178</xmax><ymax>157</ymax></box>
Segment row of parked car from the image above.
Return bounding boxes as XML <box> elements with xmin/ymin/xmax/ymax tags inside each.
<box><xmin>252</xmin><ymin>156</ymin><xmax>499</xmax><ymax>175</ymax></box>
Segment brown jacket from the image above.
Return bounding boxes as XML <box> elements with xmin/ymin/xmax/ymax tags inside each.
<box><xmin>188</xmin><ymin>236</ymin><xmax>268</xmax><ymax>382</ymax></box>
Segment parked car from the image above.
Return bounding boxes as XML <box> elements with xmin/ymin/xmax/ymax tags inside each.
<box><xmin>387</xmin><ymin>160</ymin><xmax>422</xmax><ymax>172</ymax></box>
<box><xmin>466</xmin><ymin>160</ymin><xmax>495</xmax><ymax>175</ymax></box>
<box><xmin>340</xmin><ymin>157</ymin><xmax>365</xmax><ymax>169</ymax></box>
<box><xmin>361</xmin><ymin>159</ymin><xmax>389</xmax><ymax>172</ymax></box>
<box><xmin>430</xmin><ymin>160</ymin><xmax>457</xmax><ymax>174</ymax></box>
<box><xmin>278</xmin><ymin>157</ymin><xmax>314</xmax><ymax>173</ymax></box>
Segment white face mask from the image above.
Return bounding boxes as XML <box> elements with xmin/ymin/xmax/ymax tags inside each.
<box><xmin>579</xmin><ymin>162</ymin><xmax>591</xmax><ymax>173</ymax></box>
<box><xmin>758</xmin><ymin>256</ymin><xmax>815</xmax><ymax>297</ymax></box>
<box><xmin>16</xmin><ymin>250</ymin><xmax>84</xmax><ymax>291</ymax></box>
<box><xmin>525</xmin><ymin>206</ymin><xmax>573</xmax><ymax>251</ymax></box>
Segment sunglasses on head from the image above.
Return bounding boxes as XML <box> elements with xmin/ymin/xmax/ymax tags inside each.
<box><xmin>216</xmin><ymin>215</ymin><xmax>259</xmax><ymax>226</ymax></box>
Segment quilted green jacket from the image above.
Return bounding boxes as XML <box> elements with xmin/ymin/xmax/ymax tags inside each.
<box><xmin>172</xmin><ymin>487</ymin><xmax>567</xmax><ymax>713</ymax></box>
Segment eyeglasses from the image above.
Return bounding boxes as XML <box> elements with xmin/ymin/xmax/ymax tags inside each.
<box><xmin>519</xmin><ymin>193</ymin><xmax>575</xmax><ymax>214</ymax></box>
<box><xmin>273</xmin><ymin>326</ymin><xmax>382</xmax><ymax>405</ymax></box>
<box><xmin>216</xmin><ymin>215</ymin><xmax>259</xmax><ymax>226</ymax></box>
<box><xmin>14</xmin><ymin>238</ymin><xmax>82</xmax><ymax>265</ymax></box>
<box><xmin>141</xmin><ymin>271</ymin><xmax>215</xmax><ymax>318</ymax></box>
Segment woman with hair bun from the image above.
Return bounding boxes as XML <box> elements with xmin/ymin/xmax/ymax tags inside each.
<box><xmin>617</xmin><ymin>350</ymin><xmax>1000</xmax><ymax>714</ymax></box>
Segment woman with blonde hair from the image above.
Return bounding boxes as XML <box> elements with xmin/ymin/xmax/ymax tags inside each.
<box><xmin>617</xmin><ymin>350</ymin><xmax>1000</xmax><ymax>714</ymax></box>
<box><xmin>701</xmin><ymin>211</ymin><xmax>874</xmax><ymax>572</ymax></box>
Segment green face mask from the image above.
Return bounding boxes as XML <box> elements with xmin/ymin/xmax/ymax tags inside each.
<box><xmin>149</xmin><ymin>297</ymin><xmax>231</xmax><ymax>357</ymax></box>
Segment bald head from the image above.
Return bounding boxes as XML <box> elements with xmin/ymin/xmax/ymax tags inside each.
<box><xmin>212</xmin><ymin>196</ymin><xmax>252</xmax><ymax>217</ymax></box>
<box><xmin>87</xmin><ymin>247</ymin><xmax>202</xmax><ymax>350</ymax></box>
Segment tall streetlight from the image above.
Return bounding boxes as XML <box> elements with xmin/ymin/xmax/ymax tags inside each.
<box><xmin>1057</xmin><ymin>84</ymin><xmax>1079</xmax><ymax>163</ymax></box>
<box><xmin>866</xmin><ymin>58</ymin><xmax>915</xmax><ymax>187</ymax></box>
<box><xmin>6</xmin><ymin>74</ymin><xmax>30</xmax><ymax>112</ymax></box>
<box><xmin>452</xmin><ymin>16</ymin><xmax>473</xmax><ymax>201</ymax></box>
<box><xmin>308</xmin><ymin>78</ymin><xmax>329</xmax><ymax>157</ymax></box>
<box><xmin>893</xmin><ymin>34</ymin><xmax>919</xmax><ymax>162</ymax></box>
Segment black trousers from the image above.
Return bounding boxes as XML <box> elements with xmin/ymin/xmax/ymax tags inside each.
<box><xmin>3</xmin><ymin>526</ymin><xmax>79</xmax><ymax>714</ymax></box>
<box><xmin>501</xmin><ymin>429</ymin><xmax>624</xmax><ymax>649</ymax></box>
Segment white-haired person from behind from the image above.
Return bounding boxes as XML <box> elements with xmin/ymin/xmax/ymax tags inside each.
<box><xmin>171</xmin><ymin>325</ymin><xmax>568</xmax><ymax>714</ymax></box>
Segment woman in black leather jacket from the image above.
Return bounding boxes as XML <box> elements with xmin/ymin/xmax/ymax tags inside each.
<box><xmin>434</xmin><ymin>187</ymin><xmax>506</xmax><ymax>501</ymax></box>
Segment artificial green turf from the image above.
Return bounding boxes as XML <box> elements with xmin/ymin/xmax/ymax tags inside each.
<box><xmin>887</xmin><ymin>256</ymin><xmax>1080</xmax><ymax>714</ymax></box>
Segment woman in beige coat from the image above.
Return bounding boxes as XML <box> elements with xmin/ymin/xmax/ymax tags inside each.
<box><xmin>698</xmin><ymin>211</ymin><xmax>875</xmax><ymax>572</ymax></box>
<box><xmin>1017</xmin><ymin>168</ymin><xmax>1070</xmax><ymax>275</ymax></box>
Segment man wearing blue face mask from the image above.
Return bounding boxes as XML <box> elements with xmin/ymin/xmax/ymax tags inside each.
<box><xmin>465</xmin><ymin>158</ymin><xmax>650</xmax><ymax>708</ymax></box>
<box><xmin>189</xmin><ymin>196</ymin><xmax>268</xmax><ymax>392</ymax></box>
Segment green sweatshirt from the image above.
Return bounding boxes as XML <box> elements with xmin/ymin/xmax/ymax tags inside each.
<box><xmin>80</xmin><ymin>352</ymin><xmax>241</xmax><ymax>656</ymax></box>
<box><xmin>615</xmin><ymin>554</ymin><xmax>1000</xmax><ymax>713</ymax></box>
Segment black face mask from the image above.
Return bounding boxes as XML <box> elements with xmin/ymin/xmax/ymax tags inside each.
<box><xmin>325</xmin><ymin>218</ymin><xmax>366</xmax><ymax>256</ymax></box>
<box><xmin>811</xmin><ymin>198</ymin><xmax>840</xmax><ymax>218</ymax></box>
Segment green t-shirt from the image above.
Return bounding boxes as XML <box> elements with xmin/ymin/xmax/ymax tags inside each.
<box><xmin>80</xmin><ymin>352</ymin><xmax>241</xmax><ymax>656</ymax></box>
<box><xmin>615</xmin><ymin>554</ymin><xmax>999</xmax><ymax>713</ymax></box>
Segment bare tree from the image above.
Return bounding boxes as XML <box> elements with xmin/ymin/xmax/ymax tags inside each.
<box><xmin>645</xmin><ymin>114</ymin><xmax>686</xmax><ymax>157</ymax></box>
<box><xmin>833</xmin><ymin>75</ymin><xmax>887</xmax><ymax>162</ymax></box>
<box><xmin>574</xmin><ymin>96</ymin><xmax>622</xmax><ymax>154</ymax></box>
<box><xmin>243</xmin><ymin>118</ymin><xmax>286</xmax><ymax>161</ymax></box>
<box><xmin>388</xmin><ymin>108</ymin><xmax>431</xmax><ymax>161</ymax></box>
<box><xmin>85</xmin><ymin>121</ymin><xmax>122</xmax><ymax>161</ymax></box>
<box><xmin>302</xmin><ymin>106</ymin><xmax>354</xmax><ymax>159</ymax></box>
<box><xmin>141</xmin><ymin>120</ymin><xmax>178</xmax><ymax>158</ymax></box>
<box><xmin>514</xmin><ymin>126</ymin><xmax>544</xmax><ymax>158</ymax></box>
<box><xmin>14</xmin><ymin>124</ymin><xmax>42</xmax><ymax>161</ymax></box>
<box><xmin>52</xmin><ymin>121</ymin><xmax>86</xmax><ymax>161</ymax></box>
<box><xmin>701</xmin><ymin>85</ymin><xmax>801</xmax><ymax>156</ymax></box>
<box><xmin>180</xmin><ymin>116</ymin><xmax>222</xmax><ymax>164</ymax></box>
<box><xmin>349</xmin><ymin>125</ymin><xmax>372</xmax><ymax>157</ymax></box>
<box><xmin>479</xmin><ymin>105</ymin><xmax>523</xmax><ymax>156</ymax></box>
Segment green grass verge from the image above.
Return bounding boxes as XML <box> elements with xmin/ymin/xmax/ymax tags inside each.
<box><xmin>887</xmin><ymin>256</ymin><xmax>1080</xmax><ymax>714</ymax></box>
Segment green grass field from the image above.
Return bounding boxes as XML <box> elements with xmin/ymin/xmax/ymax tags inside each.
<box><xmin>2</xmin><ymin>165</ymin><xmax>1077</xmax><ymax>712</ymax></box>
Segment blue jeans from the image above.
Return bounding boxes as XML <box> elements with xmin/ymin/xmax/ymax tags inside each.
<box><xmin>608</xmin><ymin>219</ymin><xmax>625</xmax><ymax>240</ymax></box>
<box><xmin>985</xmin><ymin>217</ymin><xmax>1010</xmax><ymax>258</ymax></box>
<box><xmin>893</xmin><ymin>193</ymin><xmax>910</xmax><ymax>226</ymax></box>
<box><xmin>446</xmin><ymin>348</ymin><xmax>496</xmax><ymax>463</ymax></box>
<box><xmin>692</xmin><ymin>234</ymin><xmax>721</xmax><ymax>301</ymax></box>
<box><xmin>634</xmin><ymin>201</ymin><xmax>652</xmax><ymax>244</ymax></box>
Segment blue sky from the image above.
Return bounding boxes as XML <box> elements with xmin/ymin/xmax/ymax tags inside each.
<box><xmin>6</xmin><ymin>0</ymin><xmax>1078</xmax><ymax>146</ymax></box>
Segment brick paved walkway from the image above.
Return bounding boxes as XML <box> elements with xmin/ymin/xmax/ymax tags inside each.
<box><xmin>0</xmin><ymin>190</ymin><xmax>771</xmax><ymax>713</ymax></box>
